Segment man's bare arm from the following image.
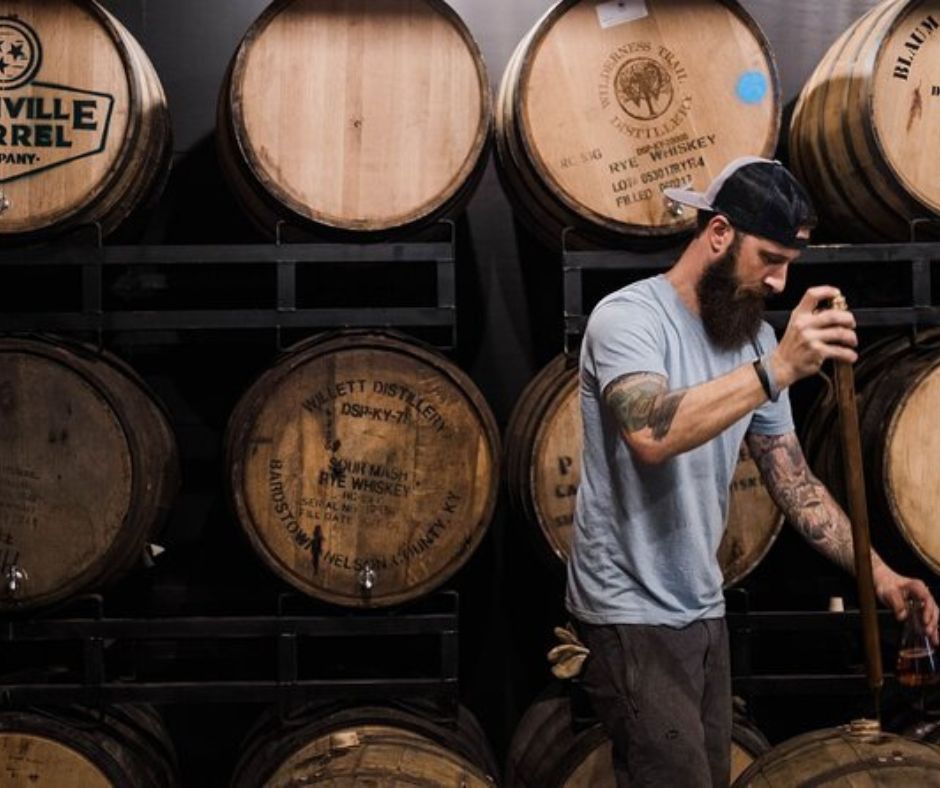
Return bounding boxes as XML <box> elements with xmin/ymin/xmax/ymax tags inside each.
<box><xmin>746</xmin><ymin>429</ymin><xmax>940</xmax><ymax>643</ymax></box>
<box><xmin>605</xmin><ymin>374</ymin><xmax>688</xmax><ymax>440</ymax></box>
<box><xmin>745</xmin><ymin>431</ymin><xmax>859</xmax><ymax>573</ymax></box>
<box><xmin>603</xmin><ymin>367</ymin><xmax>767</xmax><ymax>464</ymax></box>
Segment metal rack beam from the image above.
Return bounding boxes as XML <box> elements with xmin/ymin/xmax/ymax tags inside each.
<box><xmin>563</xmin><ymin>242</ymin><xmax>940</xmax><ymax>347</ymax></box>
<box><xmin>0</xmin><ymin>235</ymin><xmax>458</xmax><ymax>347</ymax></box>
<box><xmin>0</xmin><ymin>592</ymin><xmax>460</xmax><ymax>714</ymax></box>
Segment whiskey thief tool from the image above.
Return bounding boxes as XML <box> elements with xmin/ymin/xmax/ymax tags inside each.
<box><xmin>831</xmin><ymin>294</ymin><xmax>883</xmax><ymax>715</ymax></box>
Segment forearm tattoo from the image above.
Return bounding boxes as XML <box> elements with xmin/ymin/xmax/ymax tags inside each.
<box><xmin>604</xmin><ymin>373</ymin><xmax>687</xmax><ymax>441</ymax></box>
<box><xmin>747</xmin><ymin>432</ymin><xmax>855</xmax><ymax>574</ymax></box>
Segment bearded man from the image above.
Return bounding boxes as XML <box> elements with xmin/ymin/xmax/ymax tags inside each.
<box><xmin>566</xmin><ymin>157</ymin><xmax>940</xmax><ymax>788</ymax></box>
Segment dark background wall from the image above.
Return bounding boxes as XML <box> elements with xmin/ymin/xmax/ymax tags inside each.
<box><xmin>64</xmin><ymin>0</ymin><xmax>922</xmax><ymax>783</ymax></box>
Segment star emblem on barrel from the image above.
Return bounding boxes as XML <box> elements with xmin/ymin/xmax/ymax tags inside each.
<box><xmin>0</xmin><ymin>17</ymin><xmax>42</xmax><ymax>91</ymax></box>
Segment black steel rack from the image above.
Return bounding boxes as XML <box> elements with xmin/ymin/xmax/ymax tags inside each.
<box><xmin>0</xmin><ymin>222</ymin><xmax>458</xmax><ymax>349</ymax></box>
<box><xmin>0</xmin><ymin>591</ymin><xmax>460</xmax><ymax>718</ymax></box>
<box><xmin>0</xmin><ymin>225</ymin><xmax>465</xmax><ymax>715</ymax></box>
<box><xmin>563</xmin><ymin>242</ymin><xmax>940</xmax><ymax>351</ymax></box>
<box><xmin>727</xmin><ymin>607</ymin><xmax>901</xmax><ymax>696</ymax></box>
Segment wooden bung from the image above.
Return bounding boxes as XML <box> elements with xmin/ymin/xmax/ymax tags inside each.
<box><xmin>0</xmin><ymin>337</ymin><xmax>179</xmax><ymax>611</ymax></box>
<box><xmin>226</xmin><ymin>332</ymin><xmax>500</xmax><ymax>607</ymax></box>
<box><xmin>496</xmin><ymin>0</ymin><xmax>780</xmax><ymax>247</ymax></box>
<box><xmin>504</xmin><ymin>355</ymin><xmax>783</xmax><ymax>585</ymax></box>
<box><xmin>218</xmin><ymin>0</ymin><xmax>491</xmax><ymax>238</ymax></box>
<box><xmin>0</xmin><ymin>0</ymin><xmax>171</xmax><ymax>239</ymax></box>
<box><xmin>790</xmin><ymin>0</ymin><xmax>940</xmax><ymax>240</ymax></box>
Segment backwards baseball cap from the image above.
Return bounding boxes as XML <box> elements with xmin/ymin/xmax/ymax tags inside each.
<box><xmin>664</xmin><ymin>156</ymin><xmax>816</xmax><ymax>249</ymax></box>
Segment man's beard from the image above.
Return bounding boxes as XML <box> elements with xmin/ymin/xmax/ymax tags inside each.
<box><xmin>696</xmin><ymin>238</ymin><xmax>768</xmax><ymax>350</ymax></box>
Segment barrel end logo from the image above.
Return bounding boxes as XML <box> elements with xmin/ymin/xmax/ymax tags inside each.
<box><xmin>599</xmin><ymin>43</ymin><xmax>692</xmax><ymax>140</ymax></box>
<box><xmin>615</xmin><ymin>57</ymin><xmax>673</xmax><ymax>121</ymax></box>
<box><xmin>0</xmin><ymin>17</ymin><xmax>41</xmax><ymax>92</ymax></box>
<box><xmin>0</xmin><ymin>16</ymin><xmax>115</xmax><ymax>185</ymax></box>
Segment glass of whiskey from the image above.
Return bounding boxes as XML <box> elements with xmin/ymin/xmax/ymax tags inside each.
<box><xmin>897</xmin><ymin>597</ymin><xmax>940</xmax><ymax>688</ymax></box>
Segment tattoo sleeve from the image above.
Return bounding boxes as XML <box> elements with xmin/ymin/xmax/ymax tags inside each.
<box><xmin>746</xmin><ymin>431</ymin><xmax>856</xmax><ymax>574</ymax></box>
<box><xmin>604</xmin><ymin>373</ymin><xmax>687</xmax><ymax>441</ymax></box>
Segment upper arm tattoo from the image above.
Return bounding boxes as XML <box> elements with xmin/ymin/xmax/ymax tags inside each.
<box><xmin>746</xmin><ymin>431</ymin><xmax>855</xmax><ymax>574</ymax></box>
<box><xmin>604</xmin><ymin>373</ymin><xmax>687</xmax><ymax>441</ymax></box>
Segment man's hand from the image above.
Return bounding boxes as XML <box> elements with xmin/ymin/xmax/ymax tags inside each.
<box><xmin>873</xmin><ymin>563</ymin><xmax>940</xmax><ymax>646</ymax></box>
<box><xmin>772</xmin><ymin>286</ymin><xmax>858</xmax><ymax>388</ymax></box>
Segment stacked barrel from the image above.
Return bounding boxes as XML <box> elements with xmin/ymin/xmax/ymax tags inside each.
<box><xmin>0</xmin><ymin>0</ymin><xmax>171</xmax><ymax>241</ymax></box>
<box><xmin>217</xmin><ymin>0</ymin><xmax>492</xmax><ymax>239</ymax></box>
<box><xmin>225</xmin><ymin>330</ymin><xmax>500</xmax><ymax>607</ymax></box>
<box><xmin>495</xmin><ymin>0</ymin><xmax>781</xmax><ymax>247</ymax></box>
<box><xmin>790</xmin><ymin>0</ymin><xmax>940</xmax><ymax>240</ymax></box>
<box><xmin>0</xmin><ymin>335</ymin><xmax>179</xmax><ymax>610</ymax></box>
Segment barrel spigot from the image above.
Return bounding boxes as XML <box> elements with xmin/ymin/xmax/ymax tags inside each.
<box><xmin>4</xmin><ymin>564</ymin><xmax>28</xmax><ymax>597</ymax></box>
<box><xmin>665</xmin><ymin>197</ymin><xmax>684</xmax><ymax>217</ymax></box>
<box><xmin>358</xmin><ymin>565</ymin><xmax>376</xmax><ymax>597</ymax></box>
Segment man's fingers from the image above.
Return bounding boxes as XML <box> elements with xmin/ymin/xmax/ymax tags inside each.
<box><xmin>885</xmin><ymin>587</ymin><xmax>907</xmax><ymax>618</ymax></box>
<box><xmin>812</xmin><ymin>327</ymin><xmax>858</xmax><ymax>347</ymax></box>
<box><xmin>900</xmin><ymin>581</ymin><xmax>940</xmax><ymax>644</ymax></box>
<box><xmin>797</xmin><ymin>285</ymin><xmax>843</xmax><ymax>313</ymax></box>
<box><xmin>807</xmin><ymin>309</ymin><xmax>856</xmax><ymax>330</ymax></box>
<box><xmin>811</xmin><ymin>340</ymin><xmax>858</xmax><ymax>367</ymax></box>
<box><xmin>921</xmin><ymin>592</ymin><xmax>940</xmax><ymax>632</ymax></box>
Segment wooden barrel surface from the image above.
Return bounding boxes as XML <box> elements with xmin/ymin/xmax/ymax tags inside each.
<box><xmin>0</xmin><ymin>336</ymin><xmax>179</xmax><ymax>611</ymax></box>
<box><xmin>231</xmin><ymin>704</ymin><xmax>498</xmax><ymax>787</ymax></box>
<box><xmin>0</xmin><ymin>704</ymin><xmax>178</xmax><ymax>787</ymax></box>
<box><xmin>504</xmin><ymin>355</ymin><xmax>783</xmax><ymax>586</ymax></box>
<box><xmin>506</xmin><ymin>683</ymin><xmax>769</xmax><ymax>787</ymax></box>
<box><xmin>495</xmin><ymin>0</ymin><xmax>780</xmax><ymax>248</ymax></box>
<box><xmin>803</xmin><ymin>331</ymin><xmax>940</xmax><ymax>576</ymax></box>
<box><xmin>790</xmin><ymin>0</ymin><xmax>940</xmax><ymax>241</ymax></box>
<box><xmin>732</xmin><ymin>722</ymin><xmax>940</xmax><ymax>786</ymax></box>
<box><xmin>0</xmin><ymin>0</ymin><xmax>171</xmax><ymax>240</ymax></box>
<box><xmin>217</xmin><ymin>0</ymin><xmax>491</xmax><ymax>238</ymax></box>
<box><xmin>226</xmin><ymin>331</ymin><xmax>500</xmax><ymax>607</ymax></box>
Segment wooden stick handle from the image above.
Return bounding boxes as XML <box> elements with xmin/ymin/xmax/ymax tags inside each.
<box><xmin>831</xmin><ymin>295</ymin><xmax>883</xmax><ymax>693</ymax></box>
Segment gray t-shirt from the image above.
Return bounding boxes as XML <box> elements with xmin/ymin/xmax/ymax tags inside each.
<box><xmin>566</xmin><ymin>274</ymin><xmax>793</xmax><ymax>627</ymax></box>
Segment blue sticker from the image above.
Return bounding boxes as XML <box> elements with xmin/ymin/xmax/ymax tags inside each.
<box><xmin>736</xmin><ymin>71</ymin><xmax>768</xmax><ymax>104</ymax></box>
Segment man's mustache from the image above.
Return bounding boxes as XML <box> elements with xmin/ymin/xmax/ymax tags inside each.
<box><xmin>735</xmin><ymin>284</ymin><xmax>773</xmax><ymax>300</ymax></box>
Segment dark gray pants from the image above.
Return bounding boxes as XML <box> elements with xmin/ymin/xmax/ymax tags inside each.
<box><xmin>577</xmin><ymin>617</ymin><xmax>731</xmax><ymax>788</ymax></box>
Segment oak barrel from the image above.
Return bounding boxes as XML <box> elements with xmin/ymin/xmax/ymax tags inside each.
<box><xmin>495</xmin><ymin>0</ymin><xmax>780</xmax><ymax>248</ymax></box>
<box><xmin>504</xmin><ymin>355</ymin><xmax>783</xmax><ymax>586</ymax></box>
<box><xmin>789</xmin><ymin>1</ymin><xmax>940</xmax><ymax>240</ymax></box>
<box><xmin>225</xmin><ymin>331</ymin><xmax>500</xmax><ymax>607</ymax></box>
<box><xmin>231</xmin><ymin>703</ymin><xmax>498</xmax><ymax>787</ymax></box>
<box><xmin>0</xmin><ymin>0</ymin><xmax>172</xmax><ymax>240</ymax></box>
<box><xmin>0</xmin><ymin>704</ymin><xmax>178</xmax><ymax>787</ymax></box>
<box><xmin>217</xmin><ymin>0</ymin><xmax>492</xmax><ymax>239</ymax></box>
<box><xmin>803</xmin><ymin>331</ymin><xmax>940</xmax><ymax>576</ymax></box>
<box><xmin>506</xmin><ymin>683</ymin><xmax>769</xmax><ymax>787</ymax></box>
<box><xmin>0</xmin><ymin>336</ymin><xmax>179</xmax><ymax>611</ymax></box>
<box><xmin>732</xmin><ymin>720</ymin><xmax>940</xmax><ymax>786</ymax></box>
